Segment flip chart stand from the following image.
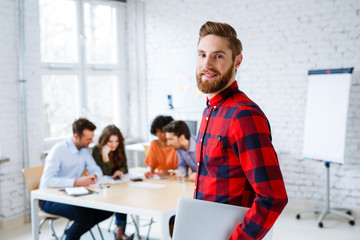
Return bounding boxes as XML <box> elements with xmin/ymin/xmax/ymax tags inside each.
<box><xmin>295</xmin><ymin>161</ymin><xmax>355</xmax><ymax>227</ymax></box>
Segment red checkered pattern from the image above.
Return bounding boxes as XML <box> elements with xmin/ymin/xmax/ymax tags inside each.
<box><xmin>194</xmin><ymin>81</ymin><xmax>288</xmax><ymax>240</ymax></box>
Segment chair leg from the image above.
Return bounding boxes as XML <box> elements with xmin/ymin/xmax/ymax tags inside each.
<box><xmin>38</xmin><ymin>218</ymin><xmax>47</xmax><ymax>234</ymax></box>
<box><xmin>49</xmin><ymin>218</ymin><xmax>59</xmax><ymax>240</ymax></box>
<box><xmin>146</xmin><ymin>218</ymin><xmax>154</xmax><ymax>240</ymax></box>
<box><xmin>60</xmin><ymin>220</ymin><xmax>72</xmax><ymax>240</ymax></box>
<box><xmin>89</xmin><ymin>229</ymin><xmax>96</xmax><ymax>240</ymax></box>
<box><xmin>97</xmin><ymin>224</ymin><xmax>104</xmax><ymax>240</ymax></box>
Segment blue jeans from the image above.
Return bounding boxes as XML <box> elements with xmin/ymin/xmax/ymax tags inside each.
<box><xmin>115</xmin><ymin>212</ymin><xmax>127</xmax><ymax>231</ymax></box>
<box><xmin>40</xmin><ymin>200</ymin><xmax>113</xmax><ymax>240</ymax></box>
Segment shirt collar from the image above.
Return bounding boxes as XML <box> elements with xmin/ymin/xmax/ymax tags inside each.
<box><xmin>206</xmin><ymin>81</ymin><xmax>239</xmax><ymax>109</ymax></box>
<box><xmin>66</xmin><ymin>138</ymin><xmax>80</xmax><ymax>155</ymax></box>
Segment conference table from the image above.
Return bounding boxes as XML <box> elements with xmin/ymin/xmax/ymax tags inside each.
<box><xmin>30</xmin><ymin>168</ymin><xmax>195</xmax><ymax>240</ymax></box>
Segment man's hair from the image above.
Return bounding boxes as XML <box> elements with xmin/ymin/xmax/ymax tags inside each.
<box><xmin>163</xmin><ymin>120</ymin><xmax>191</xmax><ymax>140</ymax></box>
<box><xmin>150</xmin><ymin>115</ymin><xmax>174</xmax><ymax>135</ymax></box>
<box><xmin>198</xmin><ymin>21</ymin><xmax>243</xmax><ymax>60</ymax></box>
<box><xmin>72</xmin><ymin>118</ymin><xmax>96</xmax><ymax>137</ymax></box>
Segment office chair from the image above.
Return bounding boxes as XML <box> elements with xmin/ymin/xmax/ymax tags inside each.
<box><xmin>143</xmin><ymin>144</ymin><xmax>150</xmax><ymax>157</ymax></box>
<box><xmin>23</xmin><ymin>165</ymin><xmax>69</xmax><ymax>240</ymax></box>
<box><xmin>22</xmin><ymin>165</ymin><xmax>104</xmax><ymax>240</ymax></box>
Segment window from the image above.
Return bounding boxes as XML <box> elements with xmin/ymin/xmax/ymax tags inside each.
<box><xmin>40</xmin><ymin>0</ymin><xmax>126</xmax><ymax>139</ymax></box>
<box><xmin>42</xmin><ymin>75</ymin><xmax>79</xmax><ymax>138</ymax></box>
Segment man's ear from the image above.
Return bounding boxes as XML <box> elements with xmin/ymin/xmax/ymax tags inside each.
<box><xmin>74</xmin><ymin>133</ymin><xmax>80</xmax><ymax>141</ymax></box>
<box><xmin>234</xmin><ymin>54</ymin><xmax>243</xmax><ymax>69</ymax></box>
<box><xmin>179</xmin><ymin>134</ymin><xmax>186</xmax><ymax>142</ymax></box>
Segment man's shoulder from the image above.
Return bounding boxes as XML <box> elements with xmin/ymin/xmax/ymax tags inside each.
<box><xmin>52</xmin><ymin>139</ymin><xmax>68</xmax><ymax>149</ymax></box>
<box><xmin>48</xmin><ymin>139</ymin><xmax>71</xmax><ymax>155</ymax></box>
<box><xmin>224</xmin><ymin>92</ymin><xmax>265</xmax><ymax>119</ymax></box>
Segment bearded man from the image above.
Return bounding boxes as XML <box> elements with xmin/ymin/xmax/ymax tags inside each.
<box><xmin>194</xmin><ymin>21</ymin><xmax>288</xmax><ymax>240</ymax></box>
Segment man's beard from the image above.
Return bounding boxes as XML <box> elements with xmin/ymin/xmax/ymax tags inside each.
<box><xmin>196</xmin><ymin>63</ymin><xmax>234</xmax><ymax>94</ymax></box>
<box><xmin>76</xmin><ymin>139</ymin><xmax>88</xmax><ymax>149</ymax></box>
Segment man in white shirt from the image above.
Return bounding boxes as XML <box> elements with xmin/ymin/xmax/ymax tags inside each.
<box><xmin>39</xmin><ymin>118</ymin><xmax>112</xmax><ymax>240</ymax></box>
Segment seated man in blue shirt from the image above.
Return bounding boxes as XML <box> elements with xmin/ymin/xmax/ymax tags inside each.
<box><xmin>39</xmin><ymin>118</ymin><xmax>113</xmax><ymax>240</ymax></box>
<box><xmin>164</xmin><ymin>120</ymin><xmax>197</xmax><ymax>181</ymax></box>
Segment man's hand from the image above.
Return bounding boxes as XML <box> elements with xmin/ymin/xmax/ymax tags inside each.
<box><xmin>112</xmin><ymin>170</ymin><xmax>124</xmax><ymax>180</ymax></box>
<box><xmin>74</xmin><ymin>173</ymin><xmax>97</xmax><ymax>186</ymax></box>
<box><xmin>189</xmin><ymin>172</ymin><xmax>197</xmax><ymax>182</ymax></box>
<box><xmin>158</xmin><ymin>170</ymin><xmax>169</xmax><ymax>178</ymax></box>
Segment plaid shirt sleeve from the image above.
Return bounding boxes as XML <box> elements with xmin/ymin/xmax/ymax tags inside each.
<box><xmin>194</xmin><ymin>81</ymin><xmax>288</xmax><ymax>240</ymax></box>
<box><xmin>228</xmin><ymin>108</ymin><xmax>288</xmax><ymax>240</ymax></box>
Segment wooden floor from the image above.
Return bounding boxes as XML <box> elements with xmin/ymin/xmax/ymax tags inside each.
<box><xmin>0</xmin><ymin>201</ymin><xmax>359</xmax><ymax>240</ymax></box>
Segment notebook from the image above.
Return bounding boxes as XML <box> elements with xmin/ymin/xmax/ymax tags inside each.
<box><xmin>172</xmin><ymin>197</ymin><xmax>273</xmax><ymax>240</ymax></box>
<box><xmin>64</xmin><ymin>187</ymin><xmax>90</xmax><ymax>196</ymax></box>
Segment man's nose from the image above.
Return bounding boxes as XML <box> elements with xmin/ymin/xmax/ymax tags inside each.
<box><xmin>203</xmin><ymin>56</ymin><xmax>213</xmax><ymax>69</ymax></box>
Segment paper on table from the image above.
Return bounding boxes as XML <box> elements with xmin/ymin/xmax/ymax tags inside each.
<box><xmin>93</xmin><ymin>172</ymin><xmax>145</xmax><ymax>186</ymax></box>
<box><xmin>65</xmin><ymin>187</ymin><xmax>90</xmax><ymax>196</ymax></box>
<box><xmin>129</xmin><ymin>182</ymin><xmax>166</xmax><ymax>189</ymax></box>
<box><xmin>123</xmin><ymin>172</ymin><xmax>146</xmax><ymax>181</ymax></box>
<box><xmin>151</xmin><ymin>174</ymin><xmax>169</xmax><ymax>180</ymax></box>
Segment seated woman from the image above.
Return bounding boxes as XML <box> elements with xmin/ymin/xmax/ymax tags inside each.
<box><xmin>92</xmin><ymin>125</ymin><xmax>134</xmax><ymax>240</ymax></box>
<box><xmin>145</xmin><ymin>115</ymin><xmax>178</xmax><ymax>178</ymax></box>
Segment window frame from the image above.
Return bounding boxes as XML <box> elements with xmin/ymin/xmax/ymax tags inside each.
<box><xmin>40</xmin><ymin>0</ymin><xmax>127</xmax><ymax>144</ymax></box>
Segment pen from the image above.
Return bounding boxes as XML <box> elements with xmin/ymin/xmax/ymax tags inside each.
<box><xmin>215</xmin><ymin>136</ymin><xmax>221</xmax><ymax>147</ymax></box>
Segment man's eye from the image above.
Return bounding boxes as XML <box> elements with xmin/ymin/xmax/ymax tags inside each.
<box><xmin>215</xmin><ymin>55</ymin><xmax>223</xmax><ymax>59</ymax></box>
<box><xmin>198</xmin><ymin>53</ymin><xmax>206</xmax><ymax>57</ymax></box>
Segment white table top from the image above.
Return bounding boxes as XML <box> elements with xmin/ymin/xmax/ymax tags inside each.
<box><xmin>31</xmin><ymin>168</ymin><xmax>195</xmax><ymax>239</ymax></box>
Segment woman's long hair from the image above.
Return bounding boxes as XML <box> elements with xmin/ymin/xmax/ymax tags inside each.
<box><xmin>98</xmin><ymin>125</ymin><xmax>125</xmax><ymax>170</ymax></box>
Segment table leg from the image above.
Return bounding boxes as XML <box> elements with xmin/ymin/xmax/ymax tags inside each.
<box><xmin>31</xmin><ymin>196</ymin><xmax>39</xmax><ymax>240</ymax></box>
<box><xmin>159</xmin><ymin>215</ymin><xmax>171</xmax><ymax>240</ymax></box>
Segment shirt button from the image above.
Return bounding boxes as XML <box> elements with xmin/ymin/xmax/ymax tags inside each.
<box><xmin>194</xmin><ymin>186</ymin><xmax>197</xmax><ymax>189</ymax></box>
<box><xmin>197</xmin><ymin>163</ymin><xmax>199</xmax><ymax>166</ymax></box>
<box><xmin>206</xmin><ymin>117</ymin><xmax>209</xmax><ymax>120</ymax></box>
<box><xmin>200</xmin><ymin>139</ymin><xmax>202</xmax><ymax>142</ymax></box>
<box><xmin>214</xmin><ymin>106</ymin><xmax>217</xmax><ymax>109</ymax></box>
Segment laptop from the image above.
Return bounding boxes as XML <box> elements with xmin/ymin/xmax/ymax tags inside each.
<box><xmin>172</xmin><ymin>197</ymin><xmax>273</xmax><ymax>240</ymax></box>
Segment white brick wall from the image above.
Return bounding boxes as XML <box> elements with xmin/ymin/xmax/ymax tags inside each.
<box><xmin>1</xmin><ymin>0</ymin><xmax>360</xmax><ymax>225</ymax></box>
<box><xmin>144</xmin><ymin>0</ymin><xmax>360</xmax><ymax>208</ymax></box>
<box><xmin>0</xmin><ymin>0</ymin><xmax>42</xmax><ymax>222</ymax></box>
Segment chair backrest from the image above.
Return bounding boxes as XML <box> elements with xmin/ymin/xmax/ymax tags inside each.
<box><xmin>23</xmin><ymin>165</ymin><xmax>44</xmax><ymax>191</ymax></box>
<box><xmin>143</xmin><ymin>145</ymin><xmax>150</xmax><ymax>157</ymax></box>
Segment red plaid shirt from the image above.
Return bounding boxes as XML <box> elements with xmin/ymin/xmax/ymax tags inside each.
<box><xmin>194</xmin><ymin>81</ymin><xmax>288</xmax><ymax>240</ymax></box>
